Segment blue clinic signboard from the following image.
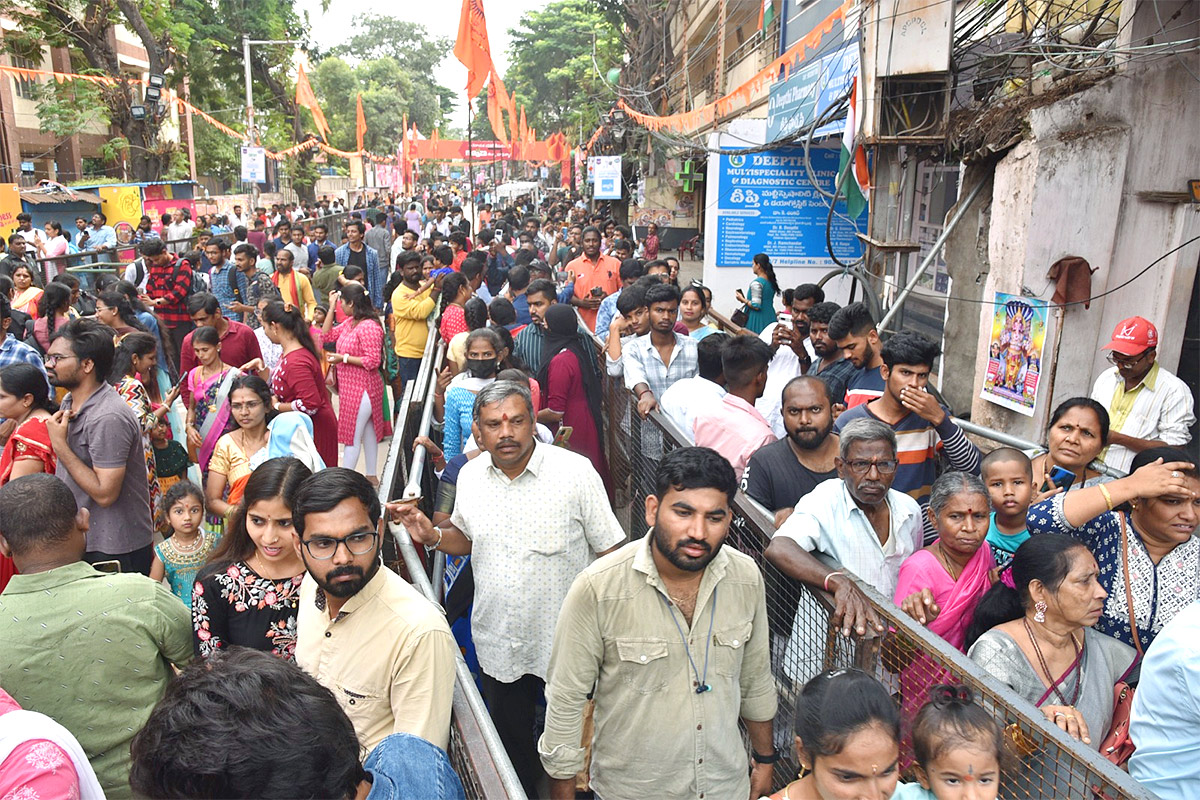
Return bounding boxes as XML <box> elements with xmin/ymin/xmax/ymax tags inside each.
<box><xmin>714</xmin><ymin>146</ymin><xmax>866</xmax><ymax>268</ymax></box>
<box><xmin>765</xmin><ymin>42</ymin><xmax>858</xmax><ymax>143</ymax></box>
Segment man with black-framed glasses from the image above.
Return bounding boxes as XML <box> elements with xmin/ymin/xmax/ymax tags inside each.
<box><xmin>1091</xmin><ymin>316</ymin><xmax>1194</xmax><ymax>473</ymax></box>
<box><xmin>291</xmin><ymin>467</ymin><xmax>457</xmax><ymax>753</ymax></box>
<box><xmin>765</xmin><ymin>417</ymin><xmax>923</xmax><ymax>682</ymax></box>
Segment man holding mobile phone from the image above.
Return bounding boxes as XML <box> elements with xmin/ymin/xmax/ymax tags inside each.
<box><xmin>566</xmin><ymin>226</ymin><xmax>620</xmax><ymax>331</ymax></box>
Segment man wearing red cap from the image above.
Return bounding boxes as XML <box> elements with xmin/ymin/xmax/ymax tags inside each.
<box><xmin>1090</xmin><ymin>316</ymin><xmax>1195</xmax><ymax>472</ymax></box>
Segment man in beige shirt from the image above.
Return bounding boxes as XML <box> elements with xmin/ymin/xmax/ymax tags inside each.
<box><xmin>292</xmin><ymin>467</ymin><xmax>457</xmax><ymax>752</ymax></box>
<box><xmin>537</xmin><ymin>447</ymin><xmax>778</xmax><ymax>800</ymax></box>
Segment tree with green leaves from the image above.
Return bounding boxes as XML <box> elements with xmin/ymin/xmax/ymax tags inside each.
<box><xmin>503</xmin><ymin>0</ymin><xmax>622</xmax><ymax>140</ymax></box>
<box><xmin>180</xmin><ymin>0</ymin><xmax>321</xmax><ymax>198</ymax></box>
<box><xmin>0</xmin><ymin>0</ymin><xmax>193</xmax><ymax>181</ymax></box>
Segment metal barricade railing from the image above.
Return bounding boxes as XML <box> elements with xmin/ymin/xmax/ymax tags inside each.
<box><xmin>34</xmin><ymin>211</ymin><xmax>356</xmax><ymax>284</ymax></box>
<box><xmin>597</xmin><ymin>369</ymin><xmax>1153</xmax><ymax>799</ymax></box>
<box><xmin>378</xmin><ymin>318</ymin><xmax>527</xmax><ymax>800</ymax></box>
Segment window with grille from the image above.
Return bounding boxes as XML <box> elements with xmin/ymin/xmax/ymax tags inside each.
<box><xmin>11</xmin><ymin>56</ymin><xmax>39</xmax><ymax>101</ymax></box>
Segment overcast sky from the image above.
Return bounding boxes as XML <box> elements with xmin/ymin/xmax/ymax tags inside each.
<box><xmin>295</xmin><ymin>0</ymin><xmax>550</xmax><ymax>128</ymax></box>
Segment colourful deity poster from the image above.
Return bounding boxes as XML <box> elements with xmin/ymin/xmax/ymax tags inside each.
<box><xmin>981</xmin><ymin>293</ymin><xmax>1047</xmax><ymax>416</ymax></box>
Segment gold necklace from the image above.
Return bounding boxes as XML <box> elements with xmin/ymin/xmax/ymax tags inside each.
<box><xmin>935</xmin><ymin>541</ymin><xmax>963</xmax><ymax>581</ymax></box>
<box><xmin>172</xmin><ymin>532</ymin><xmax>203</xmax><ymax>553</ymax></box>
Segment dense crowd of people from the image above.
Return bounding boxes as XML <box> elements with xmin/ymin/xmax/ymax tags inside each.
<box><xmin>0</xmin><ymin>185</ymin><xmax>1196</xmax><ymax>800</ymax></box>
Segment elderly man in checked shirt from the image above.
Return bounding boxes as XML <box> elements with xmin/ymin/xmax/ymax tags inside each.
<box><xmin>394</xmin><ymin>380</ymin><xmax>625</xmax><ymax>796</ymax></box>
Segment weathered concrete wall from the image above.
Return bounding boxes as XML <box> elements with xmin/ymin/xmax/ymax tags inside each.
<box><xmin>940</xmin><ymin>166</ymin><xmax>992</xmax><ymax>413</ymax></box>
<box><xmin>959</xmin><ymin>53</ymin><xmax>1200</xmax><ymax>443</ymax></box>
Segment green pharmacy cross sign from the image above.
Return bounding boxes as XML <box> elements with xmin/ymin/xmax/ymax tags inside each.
<box><xmin>675</xmin><ymin>160</ymin><xmax>704</xmax><ymax>193</ymax></box>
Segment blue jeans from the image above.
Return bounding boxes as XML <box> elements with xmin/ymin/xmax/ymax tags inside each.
<box><xmin>365</xmin><ymin>732</ymin><xmax>465</xmax><ymax>800</ymax></box>
<box><xmin>397</xmin><ymin>357</ymin><xmax>422</xmax><ymax>383</ymax></box>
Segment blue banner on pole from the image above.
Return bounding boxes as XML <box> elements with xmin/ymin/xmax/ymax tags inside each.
<box><xmin>765</xmin><ymin>43</ymin><xmax>858</xmax><ymax>143</ymax></box>
<box><xmin>713</xmin><ymin>146</ymin><xmax>866</xmax><ymax>268</ymax></box>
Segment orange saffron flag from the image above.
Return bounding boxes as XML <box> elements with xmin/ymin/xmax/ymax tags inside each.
<box><xmin>355</xmin><ymin>94</ymin><xmax>367</xmax><ymax>152</ymax></box>
<box><xmin>454</xmin><ymin>0</ymin><xmax>493</xmax><ymax>98</ymax></box>
<box><xmin>295</xmin><ymin>64</ymin><xmax>331</xmax><ymax>141</ymax></box>
<box><xmin>486</xmin><ymin>76</ymin><xmax>508</xmax><ymax>143</ymax></box>
<box><xmin>518</xmin><ymin>106</ymin><xmax>528</xmax><ymax>144</ymax></box>
<box><xmin>506</xmin><ymin>90</ymin><xmax>518</xmax><ymax>144</ymax></box>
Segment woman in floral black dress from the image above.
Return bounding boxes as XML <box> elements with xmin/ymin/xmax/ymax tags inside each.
<box><xmin>192</xmin><ymin>457</ymin><xmax>312</xmax><ymax>661</ymax></box>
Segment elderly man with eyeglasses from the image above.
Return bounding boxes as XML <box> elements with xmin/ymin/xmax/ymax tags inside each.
<box><xmin>765</xmin><ymin>417</ymin><xmax>923</xmax><ymax>681</ymax></box>
<box><xmin>291</xmin><ymin>467</ymin><xmax>457</xmax><ymax>753</ymax></box>
<box><xmin>1090</xmin><ymin>316</ymin><xmax>1195</xmax><ymax>473</ymax></box>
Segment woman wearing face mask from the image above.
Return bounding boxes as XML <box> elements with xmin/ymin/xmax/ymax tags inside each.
<box><xmin>193</xmin><ymin>457</ymin><xmax>312</xmax><ymax>661</ymax></box>
<box><xmin>321</xmin><ymin>284</ymin><xmax>392</xmax><ymax>484</ymax></box>
<box><xmin>442</xmin><ymin>327</ymin><xmax>503</xmax><ymax>460</ymax></box>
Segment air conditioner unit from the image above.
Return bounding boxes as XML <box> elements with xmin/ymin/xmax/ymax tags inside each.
<box><xmin>861</xmin><ymin>0</ymin><xmax>956</xmax><ymax>143</ymax></box>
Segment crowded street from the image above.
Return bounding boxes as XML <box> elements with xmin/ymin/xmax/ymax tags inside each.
<box><xmin>0</xmin><ymin>0</ymin><xmax>1196</xmax><ymax>798</ymax></box>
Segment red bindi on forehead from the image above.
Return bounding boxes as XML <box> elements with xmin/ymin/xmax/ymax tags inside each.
<box><xmin>501</xmin><ymin>412</ymin><xmax>509</xmax><ymax>422</ymax></box>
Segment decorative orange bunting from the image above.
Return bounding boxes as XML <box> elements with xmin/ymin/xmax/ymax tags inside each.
<box><xmin>0</xmin><ymin>62</ymin><xmax>564</xmax><ymax>168</ymax></box>
<box><xmin>617</xmin><ymin>0</ymin><xmax>851</xmax><ymax>134</ymax></box>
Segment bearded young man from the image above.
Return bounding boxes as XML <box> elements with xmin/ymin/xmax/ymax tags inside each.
<box><xmin>537</xmin><ymin>447</ymin><xmax>777</xmax><ymax>800</ymax></box>
<box><xmin>292</xmin><ymin>468</ymin><xmax>457</xmax><ymax>752</ymax></box>
<box><xmin>741</xmin><ymin>375</ymin><xmax>840</xmax><ymax>529</ymax></box>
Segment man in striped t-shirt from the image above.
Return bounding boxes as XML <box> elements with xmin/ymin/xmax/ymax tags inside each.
<box><xmin>833</xmin><ymin>331</ymin><xmax>980</xmax><ymax>543</ymax></box>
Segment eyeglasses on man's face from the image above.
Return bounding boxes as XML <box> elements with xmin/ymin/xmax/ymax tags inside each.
<box><xmin>301</xmin><ymin>531</ymin><xmax>377</xmax><ymax>560</ymax></box>
<box><xmin>1106</xmin><ymin>350</ymin><xmax>1150</xmax><ymax>369</ymax></box>
<box><xmin>842</xmin><ymin>458</ymin><xmax>899</xmax><ymax>476</ymax></box>
<box><xmin>44</xmin><ymin>353</ymin><xmax>77</xmax><ymax>366</ymax></box>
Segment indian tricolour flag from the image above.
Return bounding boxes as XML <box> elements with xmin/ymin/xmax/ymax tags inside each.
<box><xmin>838</xmin><ymin>76</ymin><xmax>869</xmax><ymax>219</ymax></box>
<box><xmin>758</xmin><ymin>0</ymin><xmax>775</xmax><ymax>31</ymax></box>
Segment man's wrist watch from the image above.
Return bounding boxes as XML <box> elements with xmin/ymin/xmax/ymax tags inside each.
<box><xmin>752</xmin><ymin>749</ymin><xmax>780</xmax><ymax>764</ymax></box>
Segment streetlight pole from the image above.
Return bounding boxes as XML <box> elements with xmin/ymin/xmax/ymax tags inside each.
<box><xmin>242</xmin><ymin>36</ymin><xmax>296</xmax><ymax>215</ymax></box>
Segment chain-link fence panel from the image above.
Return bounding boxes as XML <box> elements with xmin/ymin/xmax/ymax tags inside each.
<box><xmin>597</xmin><ymin>370</ymin><xmax>1152</xmax><ymax>799</ymax></box>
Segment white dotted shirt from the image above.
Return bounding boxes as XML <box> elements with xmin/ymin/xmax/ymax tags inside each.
<box><xmin>451</xmin><ymin>442</ymin><xmax>626</xmax><ymax>682</ymax></box>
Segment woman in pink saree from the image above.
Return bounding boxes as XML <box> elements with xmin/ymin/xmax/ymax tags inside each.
<box><xmin>893</xmin><ymin>472</ymin><xmax>996</xmax><ymax>765</ymax></box>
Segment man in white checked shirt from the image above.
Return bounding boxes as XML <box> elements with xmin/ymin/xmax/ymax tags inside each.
<box><xmin>623</xmin><ymin>283</ymin><xmax>698</xmax><ymax>418</ymax></box>
<box><xmin>393</xmin><ymin>380</ymin><xmax>625</xmax><ymax>797</ymax></box>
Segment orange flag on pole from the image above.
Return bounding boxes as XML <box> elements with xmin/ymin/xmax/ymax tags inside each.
<box><xmin>453</xmin><ymin>0</ymin><xmax>493</xmax><ymax>99</ymax></box>
<box><xmin>355</xmin><ymin>94</ymin><xmax>367</xmax><ymax>152</ymax></box>
<box><xmin>506</xmin><ymin>90</ymin><xmax>518</xmax><ymax>145</ymax></box>
<box><xmin>295</xmin><ymin>64</ymin><xmax>331</xmax><ymax>141</ymax></box>
<box><xmin>518</xmin><ymin>107</ymin><xmax>528</xmax><ymax>144</ymax></box>
<box><xmin>487</xmin><ymin>73</ymin><xmax>509</xmax><ymax>143</ymax></box>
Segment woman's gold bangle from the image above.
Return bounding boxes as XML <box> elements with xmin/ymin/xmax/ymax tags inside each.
<box><xmin>1098</xmin><ymin>484</ymin><xmax>1114</xmax><ymax>512</ymax></box>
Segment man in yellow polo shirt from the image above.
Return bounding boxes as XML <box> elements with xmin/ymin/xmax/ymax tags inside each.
<box><xmin>390</xmin><ymin>250</ymin><xmax>441</xmax><ymax>387</ymax></box>
<box><xmin>271</xmin><ymin>248</ymin><xmax>317</xmax><ymax>320</ymax></box>
<box><xmin>1091</xmin><ymin>316</ymin><xmax>1195</xmax><ymax>472</ymax></box>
